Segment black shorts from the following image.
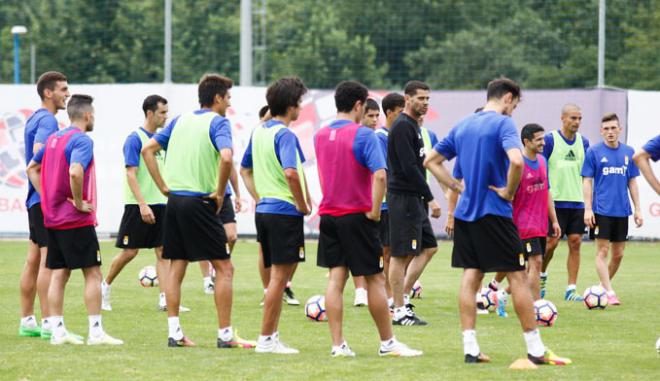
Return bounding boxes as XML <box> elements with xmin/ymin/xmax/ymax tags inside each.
<box><xmin>589</xmin><ymin>214</ymin><xmax>628</xmax><ymax>242</ymax></box>
<box><xmin>317</xmin><ymin>213</ymin><xmax>383</xmax><ymax>276</ymax></box>
<box><xmin>46</xmin><ymin>226</ymin><xmax>101</xmax><ymax>270</ymax></box>
<box><xmin>452</xmin><ymin>215</ymin><xmax>525</xmax><ymax>273</ymax></box>
<box><xmin>115</xmin><ymin>204</ymin><xmax>165</xmax><ymax>249</ymax></box>
<box><xmin>162</xmin><ymin>195</ymin><xmax>230</xmax><ymax>262</ymax></box>
<box><xmin>378</xmin><ymin>209</ymin><xmax>390</xmax><ymax>247</ymax></box>
<box><xmin>218</xmin><ymin>195</ymin><xmax>236</xmax><ymax>224</ymax></box>
<box><xmin>388</xmin><ymin>192</ymin><xmax>437</xmax><ymax>257</ymax></box>
<box><xmin>256</xmin><ymin>213</ymin><xmax>305</xmax><ymax>268</ymax></box>
<box><xmin>522</xmin><ymin>237</ymin><xmax>546</xmax><ymax>259</ymax></box>
<box><xmin>550</xmin><ymin>207</ymin><xmax>586</xmax><ymax>237</ymax></box>
<box><xmin>28</xmin><ymin>204</ymin><xmax>48</xmax><ymax>248</ymax></box>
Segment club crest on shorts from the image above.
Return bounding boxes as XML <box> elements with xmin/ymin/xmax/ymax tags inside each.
<box><xmin>526</xmin><ymin>242</ymin><xmax>532</xmax><ymax>253</ymax></box>
<box><xmin>123</xmin><ymin>235</ymin><xmax>129</xmax><ymax>245</ymax></box>
<box><xmin>624</xmin><ymin>155</ymin><xmax>629</xmax><ymax>165</ymax></box>
<box><xmin>299</xmin><ymin>246</ymin><xmax>305</xmax><ymax>259</ymax></box>
<box><xmin>226</xmin><ymin>243</ymin><xmax>230</xmax><ymax>254</ymax></box>
<box><xmin>412</xmin><ymin>239</ymin><xmax>417</xmax><ymax>250</ymax></box>
<box><xmin>595</xmin><ymin>226</ymin><xmax>599</xmax><ymax>235</ymax></box>
<box><xmin>97</xmin><ymin>251</ymin><xmax>101</xmax><ymax>262</ymax></box>
<box><xmin>379</xmin><ymin>256</ymin><xmax>384</xmax><ymax>269</ymax></box>
<box><xmin>519</xmin><ymin>253</ymin><xmax>525</xmax><ymax>266</ymax></box>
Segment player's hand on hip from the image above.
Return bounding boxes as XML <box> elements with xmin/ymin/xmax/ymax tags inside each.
<box><xmin>139</xmin><ymin>203</ymin><xmax>156</xmax><ymax>225</ymax></box>
<box><xmin>552</xmin><ymin>222</ymin><xmax>561</xmax><ymax>238</ymax></box>
<box><xmin>634</xmin><ymin>210</ymin><xmax>643</xmax><ymax>228</ymax></box>
<box><xmin>488</xmin><ymin>185</ymin><xmax>513</xmax><ymax>201</ymax></box>
<box><xmin>205</xmin><ymin>192</ymin><xmax>223</xmax><ymax>215</ymax></box>
<box><xmin>584</xmin><ymin>209</ymin><xmax>596</xmax><ymax>229</ymax></box>
<box><xmin>159</xmin><ymin>186</ymin><xmax>170</xmax><ymax>197</ymax></box>
<box><xmin>365</xmin><ymin>210</ymin><xmax>381</xmax><ymax>222</ymax></box>
<box><xmin>296</xmin><ymin>202</ymin><xmax>310</xmax><ymax>216</ymax></box>
<box><xmin>68</xmin><ymin>198</ymin><xmax>94</xmax><ymax>213</ymax></box>
<box><xmin>429</xmin><ymin>200</ymin><xmax>441</xmax><ymax>218</ymax></box>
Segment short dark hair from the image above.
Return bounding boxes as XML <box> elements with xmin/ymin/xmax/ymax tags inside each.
<box><xmin>486</xmin><ymin>77</ymin><xmax>521</xmax><ymax>101</ymax></box>
<box><xmin>198</xmin><ymin>73</ymin><xmax>233</xmax><ymax>107</ymax></box>
<box><xmin>258</xmin><ymin>105</ymin><xmax>269</xmax><ymax>119</ymax></box>
<box><xmin>601</xmin><ymin>112</ymin><xmax>619</xmax><ymax>124</ymax></box>
<box><xmin>142</xmin><ymin>94</ymin><xmax>168</xmax><ymax>116</ymax></box>
<box><xmin>365</xmin><ymin>98</ymin><xmax>380</xmax><ymax>113</ymax></box>
<box><xmin>266</xmin><ymin>77</ymin><xmax>308</xmax><ymax>117</ymax></box>
<box><xmin>334</xmin><ymin>81</ymin><xmax>368</xmax><ymax>113</ymax></box>
<box><xmin>67</xmin><ymin>94</ymin><xmax>94</xmax><ymax>120</ymax></box>
<box><xmin>37</xmin><ymin>71</ymin><xmax>67</xmax><ymax>100</ymax></box>
<box><xmin>404</xmin><ymin>80</ymin><xmax>430</xmax><ymax>96</ymax></box>
<box><xmin>521</xmin><ymin>123</ymin><xmax>544</xmax><ymax>144</ymax></box>
<box><xmin>382</xmin><ymin>93</ymin><xmax>405</xmax><ymax>116</ymax></box>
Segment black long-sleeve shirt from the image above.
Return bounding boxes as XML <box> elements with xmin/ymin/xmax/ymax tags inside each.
<box><xmin>386</xmin><ymin>112</ymin><xmax>434</xmax><ymax>201</ymax></box>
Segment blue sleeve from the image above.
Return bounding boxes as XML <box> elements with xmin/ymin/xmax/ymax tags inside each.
<box><xmin>32</xmin><ymin>146</ymin><xmax>45</xmax><ymax>164</ymax></box>
<box><xmin>643</xmin><ymin>134</ymin><xmax>660</xmax><ymax>162</ymax></box>
<box><xmin>123</xmin><ymin>133</ymin><xmax>142</xmax><ymax>167</ymax></box>
<box><xmin>69</xmin><ymin>135</ymin><xmax>94</xmax><ymax>171</ymax></box>
<box><xmin>34</xmin><ymin>116</ymin><xmax>59</xmax><ymax>145</ymax></box>
<box><xmin>275</xmin><ymin>129</ymin><xmax>302</xmax><ymax>169</ymax></box>
<box><xmin>354</xmin><ymin>127</ymin><xmax>387</xmax><ymax>172</ymax></box>
<box><xmin>210</xmin><ymin>116</ymin><xmax>233</xmax><ymax>151</ymax></box>
<box><xmin>452</xmin><ymin>163</ymin><xmax>463</xmax><ymax>179</ymax></box>
<box><xmin>429</xmin><ymin>130</ymin><xmax>439</xmax><ymax>147</ymax></box>
<box><xmin>434</xmin><ymin>128</ymin><xmax>456</xmax><ymax>161</ymax></box>
<box><xmin>628</xmin><ymin>147</ymin><xmax>640</xmax><ymax>178</ymax></box>
<box><xmin>581</xmin><ymin>148</ymin><xmax>596</xmax><ymax>178</ymax></box>
<box><xmin>500</xmin><ymin>118</ymin><xmax>520</xmax><ymax>151</ymax></box>
<box><xmin>295</xmin><ymin>139</ymin><xmax>306</xmax><ymax>163</ymax></box>
<box><xmin>543</xmin><ymin>133</ymin><xmax>554</xmax><ymax>160</ymax></box>
<box><xmin>583</xmin><ymin>136</ymin><xmax>590</xmax><ymax>152</ymax></box>
<box><xmin>154</xmin><ymin>116</ymin><xmax>179</xmax><ymax>150</ymax></box>
<box><xmin>376</xmin><ymin>132</ymin><xmax>388</xmax><ymax>156</ymax></box>
<box><xmin>240</xmin><ymin>136</ymin><xmax>254</xmax><ymax>168</ymax></box>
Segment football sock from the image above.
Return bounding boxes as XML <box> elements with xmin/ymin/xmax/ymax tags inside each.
<box><xmin>333</xmin><ymin>340</ymin><xmax>348</xmax><ymax>351</ymax></box>
<box><xmin>89</xmin><ymin>315</ymin><xmax>103</xmax><ymax>338</ymax></box>
<box><xmin>540</xmin><ymin>272</ymin><xmax>547</xmax><ymax>277</ymax></box>
<box><xmin>218</xmin><ymin>326</ymin><xmax>233</xmax><ymax>341</ymax></box>
<box><xmin>566</xmin><ymin>284</ymin><xmax>576</xmax><ymax>291</ymax></box>
<box><xmin>606</xmin><ymin>290</ymin><xmax>616</xmax><ymax>296</ymax></box>
<box><xmin>257</xmin><ymin>334</ymin><xmax>272</xmax><ymax>345</ymax></box>
<box><xmin>463</xmin><ymin>330</ymin><xmax>480</xmax><ymax>356</ymax></box>
<box><xmin>168</xmin><ymin>317</ymin><xmax>183</xmax><ymax>340</ymax></box>
<box><xmin>523</xmin><ymin>329</ymin><xmax>545</xmax><ymax>357</ymax></box>
<box><xmin>286</xmin><ymin>281</ymin><xmax>292</xmax><ymax>288</ymax></box>
<box><xmin>20</xmin><ymin>315</ymin><xmax>38</xmax><ymax>328</ymax></box>
<box><xmin>403</xmin><ymin>294</ymin><xmax>410</xmax><ymax>305</ymax></box>
<box><xmin>490</xmin><ymin>279</ymin><xmax>499</xmax><ymax>289</ymax></box>
<box><xmin>393</xmin><ymin>307</ymin><xmax>407</xmax><ymax>320</ymax></box>
<box><xmin>51</xmin><ymin>316</ymin><xmax>65</xmax><ymax>337</ymax></box>
<box><xmin>387</xmin><ymin>297</ymin><xmax>394</xmax><ymax>306</ymax></box>
<box><xmin>203</xmin><ymin>276</ymin><xmax>213</xmax><ymax>285</ymax></box>
<box><xmin>380</xmin><ymin>336</ymin><xmax>396</xmax><ymax>350</ymax></box>
<box><xmin>41</xmin><ymin>318</ymin><xmax>51</xmax><ymax>331</ymax></box>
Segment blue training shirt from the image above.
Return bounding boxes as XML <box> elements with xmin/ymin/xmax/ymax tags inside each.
<box><xmin>581</xmin><ymin>142</ymin><xmax>639</xmax><ymax>217</ymax></box>
<box><xmin>33</xmin><ymin>127</ymin><xmax>94</xmax><ymax>170</ymax></box>
<box><xmin>24</xmin><ymin>109</ymin><xmax>59</xmax><ymax>208</ymax></box>
<box><xmin>323</xmin><ymin>120</ymin><xmax>387</xmax><ymax>172</ymax></box>
<box><xmin>123</xmin><ymin>128</ymin><xmax>154</xmax><ymax>167</ymax></box>
<box><xmin>543</xmin><ymin>130</ymin><xmax>590</xmax><ymax>209</ymax></box>
<box><xmin>375</xmin><ymin>126</ymin><xmax>389</xmax><ymax>210</ymax></box>
<box><xmin>241</xmin><ymin>119</ymin><xmax>307</xmax><ymax>216</ymax></box>
<box><xmin>642</xmin><ymin>134</ymin><xmax>660</xmax><ymax>162</ymax></box>
<box><xmin>434</xmin><ymin>111</ymin><xmax>521</xmax><ymax>222</ymax></box>
<box><xmin>154</xmin><ymin>109</ymin><xmax>233</xmax><ymax>197</ymax></box>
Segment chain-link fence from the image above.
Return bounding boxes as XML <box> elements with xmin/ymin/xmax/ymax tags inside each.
<box><xmin>1</xmin><ymin>0</ymin><xmax>659</xmax><ymax>89</ymax></box>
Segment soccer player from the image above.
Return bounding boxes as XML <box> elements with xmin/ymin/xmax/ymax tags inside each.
<box><xmin>199</xmin><ymin>166</ymin><xmax>242</xmax><ymax>295</ymax></box>
<box><xmin>375</xmin><ymin>93</ymin><xmax>405</xmax><ymax>308</ymax></box>
<box><xmin>387</xmin><ymin>81</ymin><xmax>440</xmax><ymax>326</ymax></box>
<box><xmin>241</xmin><ymin>77</ymin><xmax>311</xmax><ymax>354</ymax></box>
<box><xmin>349</xmin><ymin>97</ymin><xmax>381</xmax><ymax>307</ymax></box>
<box><xmin>315</xmin><ymin>80</ymin><xmax>422</xmax><ymax>357</ymax></box>
<box><xmin>141</xmin><ymin>74</ymin><xmax>253</xmax><ymax>349</ymax></box>
<box><xmin>425</xmin><ymin>77</ymin><xmax>571</xmax><ymax>365</ymax></box>
<box><xmin>582</xmin><ymin>113</ymin><xmax>643</xmax><ymax>305</ymax></box>
<box><xmin>27</xmin><ymin>94</ymin><xmax>122</xmax><ymax>345</ymax></box>
<box><xmin>541</xmin><ymin>104</ymin><xmax>590</xmax><ymax>301</ymax></box>
<box><xmin>19</xmin><ymin>71</ymin><xmax>69</xmax><ymax>339</ymax></box>
<box><xmin>633</xmin><ymin>134</ymin><xmax>660</xmax><ymax>195</ymax></box>
<box><xmin>101</xmin><ymin>95</ymin><xmax>188</xmax><ymax>312</ymax></box>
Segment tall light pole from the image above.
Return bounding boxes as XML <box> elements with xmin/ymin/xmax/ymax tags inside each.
<box><xmin>164</xmin><ymin>0</ymin><xmax>172</xmax><ymax>83</ymax></box>
<box><xmin>597</xmin><ymin>0</ymin><xmax>606</xmax><ymax>88</ymax></box>
<box><xmin>240</xmin><ymin>0</ymin><xmax>253</xmax><ymax>86</ymax></box>
<box><xmin>11</xmin><ymin>26</ymin><xmax>27</xmax><ymax>84</ymax></box>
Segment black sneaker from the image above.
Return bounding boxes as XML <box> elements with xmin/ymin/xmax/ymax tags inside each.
<box><xmin>392</xmin><ymin>311</ymin><xmax>428</xmax><ymax>326</ymax></box>
<box><xmin>283</xmin><ymin>287</ymin><xmax>300</xmax><ymax>306</ymax></box>
<box><xmin>405</xmin><ymin>302</ymin><xmax>416</xmax><ymax>312</ymax></box>
<box><xmin>464</xmin><ymin>353</ymin><xmax>490</xmax><ymax>363</ymax></box>
<box><xmin>168</xmin><ymin>336</ymin><xmax>195</xmax><ymax>347</ymax></box>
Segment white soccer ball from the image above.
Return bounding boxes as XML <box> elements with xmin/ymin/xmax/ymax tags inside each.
<box><xmin>138</xmin><ymin>265</ymin><xmax>158</xmax><ymax>288</ymax></box>
<box><xmin>583</xmin><ymin>285</ymin><xmax>608</xmax><ymax>310</ymax></box>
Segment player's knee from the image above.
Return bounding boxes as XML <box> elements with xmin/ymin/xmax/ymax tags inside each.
<box><xmin>567</xmin><ymin>236</ymin><xmax>582</xmax><ymax>250</ymax></box>
<box><xmin>227</xmin><ymin>233</ymin><xmax>238</xmax><ymax>245</ymax></box>
<box><xmin>215</xmin><ymin>261</ymin><xmax>234</xmax><ymax>279</ymax></box>
<box><xmin>123</xmin><ymin>249</ymin><xmax>139</xmax><ymax>260</ymax></box>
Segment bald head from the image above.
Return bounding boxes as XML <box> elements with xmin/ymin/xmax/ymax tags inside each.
<box><xmin>561</xmin><ymin>103</ymin><xmax>581</xmax><ymax>116</ymax></box>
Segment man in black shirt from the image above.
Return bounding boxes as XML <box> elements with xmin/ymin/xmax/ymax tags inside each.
<box><xmin>387</xmin><ymin>81</ymin><xmax>441</xmax><ymax>326</ymax></box>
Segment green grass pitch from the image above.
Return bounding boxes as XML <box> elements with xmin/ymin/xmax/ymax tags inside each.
<box><xmin>0</xmin><ymin>240</ymin><xmax>658</xmax><ymax>380</ymax></box>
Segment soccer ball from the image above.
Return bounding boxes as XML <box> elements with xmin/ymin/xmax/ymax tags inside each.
<box><xmin>411</xmin><ymin>280</ymin><xmax>423</xmax><ymax>299</ymax></box>
<box><xmin>534</xmin><ymin>299</ymin><xmax>558</xmax><ymax>327</ymax></box>
<box><xmin>583</xmin><ymin>285</ymin><xmax>608</xmax><ymax>310</ymax></box>
<box><xmin>478</xmin><ymin>287</ymin><xmax>497</xmax><ymax>311</ymax></box>
<box><xmin>138</xmin><ymin>265</ymin><xmax>158</xmax><ymax>288</ymax></box>
<box><xmin>305</xmin><ymin>295</ymin><xmax>327</xmax><ymax>322</ymax></box>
